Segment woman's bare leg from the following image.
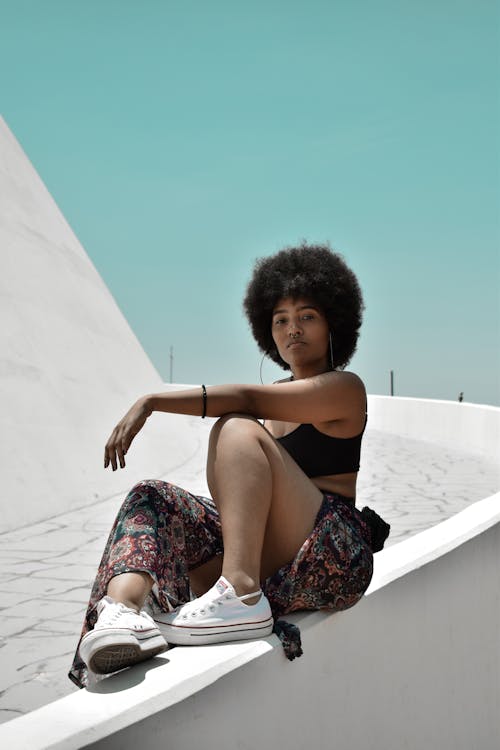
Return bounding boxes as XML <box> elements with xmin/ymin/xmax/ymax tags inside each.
<box><xmin>197</xmin><ymin>413</ymin><xmax>324</xmax><ymax>603</ymax></box>
<box><xmin>107</xmin><ymin>571</ymin><xmax>153</xmax><ymax>611</ymax></box>
<box><xmin>105</xmin><ymin>413</ymin><xmax>322</xmax><ymax>612</ymax></box>
<box><xmin>207</xmin><ymin>416</ymin><xmax>273</xmax><ymax>601</ymax></box>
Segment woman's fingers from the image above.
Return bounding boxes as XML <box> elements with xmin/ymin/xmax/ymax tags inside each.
<box><xmin>104</xmin><ymin>427</ymin><xmax>121</xmax><ymax>471</ymax></box>
<box><xmin>104</xmin><ymin>401</ymin><xmax>149</xmax><ymax>470</ymax></box>
<box><xmin>104</xmin><ymin>442</ymin><xmax>117</xmax><ymax>471</ymax></box>
<box><xmin>104</xmin><ymin>428</ymin><xmax>134</xmax><ymax>470</ymax></box>
<box><xmin>104</xmin><ymin>437</ymin><xmax>113</xmax><ymax>469</ymax></box>
<box><xmin>116</xmin><ymin>434</ymin><xmax>129</xmax><ymax>469</ymax></box>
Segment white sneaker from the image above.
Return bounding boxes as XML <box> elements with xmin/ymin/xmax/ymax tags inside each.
<box><xmin>155</xmin><ymin>576</ymin><xmax>274</xmax><ymax>646</ymax></box>
<box><xmin>79</xmin><ymin>596</ymin><xmax>168</xmax><ymax>674</ymax></box>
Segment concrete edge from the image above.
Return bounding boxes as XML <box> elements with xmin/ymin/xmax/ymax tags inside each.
<box><xmin>1</xmin><ymin>639</ymin><xmax>275</xmax><ymax>750</ymax></box>
<box><xmin>366</xmin><ymin>490</ymin><xmax>500</xmax><ymax>592</ymax></box>
<box><xmin>1</xmin><ymin>491</ymin><xmax>499</xmax><ymax>749</ymax></box>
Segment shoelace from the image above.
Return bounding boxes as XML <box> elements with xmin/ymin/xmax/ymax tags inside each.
<box><xmin>175</xmin><ymin>586</ymin><xmax>266</xmax><ymax>619</ymax></box>
<box><xmin>98</xmin><ymin>602</ymin><xmax>153</xmax><ymax>629</ymax></box>
<box><xmin>178</xmin><ymin>592</ymin><xmax>234</xmax><ymax>619</ymax></box>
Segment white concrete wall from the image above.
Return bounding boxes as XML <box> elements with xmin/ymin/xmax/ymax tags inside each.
<box><xmin>0</xmin><ymin>117</ymin><xmax>202</xmax><ymax>533</ymax></box>
<box><xmin>367</xmin><ymin>395</ymin><xmax>500</xmax><ymax>463</ymax></box>
<box><xmin>1</xmin><ymin>492</ymin><xmax>498</xmax><ymax>750</ymax></box>
<box><xmin>89</xmin><ymin>507</ymin><xmax>500</xmax><ymax>750</ymax></box>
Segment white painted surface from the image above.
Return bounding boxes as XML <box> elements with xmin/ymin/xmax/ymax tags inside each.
<box><xmin>91</xmin><ymin>516</ymin><xmax>500</xmax><ymax>750</ymax></box>
<box><xmin>1</xmin><ymin>492</ymin><xmax>498</xmax><ymax>750</ymax></box>
<box><xmin>0</xmin><ymin>117</ymin><xmax>202</xmax><ymax>532</ymax></box>
<box><xmin>367</xmin><ymin>395</ymin><xmax>500</xmax><ymax>463</ymax></box>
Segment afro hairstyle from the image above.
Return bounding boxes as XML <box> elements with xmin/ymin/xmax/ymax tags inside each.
<box><xmin>243</xmin><ymin>241</ymin><xmax>364</xmax><ymax>371</ymax></box>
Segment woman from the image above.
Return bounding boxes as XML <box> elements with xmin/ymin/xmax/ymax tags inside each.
<box><xmin>68</xmin><ymin>242</ymin><xmax>390</xmax><ymax>688</ymax></box>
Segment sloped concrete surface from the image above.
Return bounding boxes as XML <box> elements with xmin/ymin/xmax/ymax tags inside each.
<box><xmin>0</xmin><ymin>492</ymin><xmax>498</xmax><ymax>749</ymax></box>
<box><xmin>0</xmin><ymin>424</ymin><xmax>497</xmax><ymax>725</ymax></box>
<box><xmin>0</xmin><ymin>116</ymin><xmax>200</xmax><ymax>533</ymax></box>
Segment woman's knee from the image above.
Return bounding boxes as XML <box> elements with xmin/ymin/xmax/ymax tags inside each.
<box><xmin>209</xmin><ymin>413</ymin><xmax>263</xmax><ymax>444</ymax></box>
<box><xmin>130</xmin><ymin>479</ymin><xmax>164</xmax><ymax>494</ymax></box>
<box><xmin>213</xmin><ymin>412</ymin><xmax>261</xmax><ymax>429</ymax></box>
<box><xmin>121</xmin><ymin>479</ymin><xmax>177</xmax><ymax>514</ymax></box>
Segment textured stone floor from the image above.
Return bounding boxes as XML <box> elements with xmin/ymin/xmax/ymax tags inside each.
<box><xmin>0</xmin><ymin>426</ymin><xmax>498</xmax><ymax>725</ymax></box>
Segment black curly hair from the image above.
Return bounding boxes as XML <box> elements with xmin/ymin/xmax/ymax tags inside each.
<box><xmin>243</xmin><ymin>241</ymin><xmax>364</xmax><ymax>371</ymax></box>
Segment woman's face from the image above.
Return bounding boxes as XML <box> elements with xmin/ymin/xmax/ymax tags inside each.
<box><xmin>271</xmin><ymin>297</ymin><xmax>330</xmax><ymax>372</ymax></box>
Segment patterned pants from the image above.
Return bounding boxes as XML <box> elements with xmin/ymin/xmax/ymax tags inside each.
<box><xmin>69</xmin><ymin>480</ymin><xmax>374</xmax><ymax>688</ymax></box>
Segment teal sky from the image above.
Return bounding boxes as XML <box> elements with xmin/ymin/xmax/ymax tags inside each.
<box><xmin>2</xmin><ymin>1</ymin><xmax>499</xmax><ymax>405</ymax></box>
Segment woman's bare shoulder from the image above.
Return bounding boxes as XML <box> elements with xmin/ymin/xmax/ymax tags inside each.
<box><xmin>335</xmin><ymin>370</ymin><xmax>366</xmax><ymax>391</ymax></box>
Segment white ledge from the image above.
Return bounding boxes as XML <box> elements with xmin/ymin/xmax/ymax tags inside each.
<box><xmin>368</xmin><ymin>490</ymin><xmax>500</xmax><ymax>590</ymax></box>
<box><xmin>2</xmin><ymin>491</ymin><xmax>499</xmax><ymax>750</ymax></box>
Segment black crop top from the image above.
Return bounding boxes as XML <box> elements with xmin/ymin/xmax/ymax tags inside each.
<box><xmin>276</xmin><ymin>415</ymin><xmax>367</xmax><ymax>477</ymax></box>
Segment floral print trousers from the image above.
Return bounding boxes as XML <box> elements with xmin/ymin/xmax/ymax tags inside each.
<box><xmin>69</xmin><ymin>479</ymin><xmax>375</xmax><ymax>688</ymax></box>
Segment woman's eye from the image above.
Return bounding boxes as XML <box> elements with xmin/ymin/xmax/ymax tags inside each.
<box><xmin>302</xmin><ymin>314</ymin><xmax>314</xmax><ymax>321</ymax></box>
<box><xmin>274</xmin><ymin>318</ymin><xmax>286</xmax><ymax>325</ymax></box>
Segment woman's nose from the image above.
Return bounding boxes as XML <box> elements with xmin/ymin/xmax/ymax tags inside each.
<box><xmin>288</xmin><ymin>320</ymin><xmax>302</xmax><ymax>336</ymax></box>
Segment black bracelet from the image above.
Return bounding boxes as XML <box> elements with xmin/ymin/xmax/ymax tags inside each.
<box><xmin>201</xmin><ymin>384</ymin><xmax>207</xmax><ymax>418</ymax></box>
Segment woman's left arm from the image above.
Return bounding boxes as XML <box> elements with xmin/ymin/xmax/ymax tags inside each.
<box><xmin>149</xmin><ymin>371</ymin><xmax>363</xmax><ymax>423</ymax></box>
<box><xmin>105</xmin><ymin>372</ymin><xmax>364</xmax><ymax>470</ymax></box>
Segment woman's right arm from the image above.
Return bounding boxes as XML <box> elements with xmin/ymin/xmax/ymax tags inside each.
<box><xmin>104</xmin><ymin>385</ymin><xmax>252</xmax><ymax>471</ymax></box>
<box><xmin>105</xmin><ymin>372</ymin><xmax>364</xmax><ymax>470</ymax></box>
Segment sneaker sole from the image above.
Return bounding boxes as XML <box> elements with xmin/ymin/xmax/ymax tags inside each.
<box><xmin>80</xmin><ymin>630</ymin><xmax>168</xmax><ymax>674</ymax></box>
<box><xmin>156</xmin><ymin>617</ymin><xmax>274</xmax><ymax>646</ymax></box>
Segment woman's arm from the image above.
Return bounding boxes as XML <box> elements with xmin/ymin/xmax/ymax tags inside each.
<box><xmin>149</xmin><ymin>371</ymin><xmax>364</xmax><ymax>424</ymax></box>
<box><xmin>105</xmin><ymin>372</ymin><xmax>365</xmax><ymax>470</ymax></box>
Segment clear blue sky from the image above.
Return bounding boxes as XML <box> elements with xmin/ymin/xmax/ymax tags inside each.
<box><xmin>1</xmin><ymin>1</ymin><xmax>499</xmax><ymax>405</ymax></box>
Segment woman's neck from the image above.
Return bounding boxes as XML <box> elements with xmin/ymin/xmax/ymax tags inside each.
<box><xmin>290</xmin><ymin>363</ymin><xmax>332</xmax><ymax>380</ymax></box>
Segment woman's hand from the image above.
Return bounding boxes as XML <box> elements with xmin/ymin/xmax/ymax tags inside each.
<box><xmin>104</xmin><ymin>397</ymin><xmax>153</xmax><ymax>470</ymax></box>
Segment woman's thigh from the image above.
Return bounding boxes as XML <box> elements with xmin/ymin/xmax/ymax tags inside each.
<box><xmin>207</xmin><ymin>414</ymin><xmax>325</xmax><ymax>581</ymax></box>
<box><xmin>260</xmin><ymin>439</ymin><xmax>325</xmax><ymax>579</ymax></box>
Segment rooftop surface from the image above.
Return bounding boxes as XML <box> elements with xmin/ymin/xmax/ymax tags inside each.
<box><xmin>0</xmin><ymin>423</ymin><xmax>498</xmax><ymax>725</ymax></box>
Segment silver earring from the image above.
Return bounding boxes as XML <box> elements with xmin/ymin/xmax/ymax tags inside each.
<box><xmin>259</xmin><ymin>350</ymin><xmax>269</xmax><ymax>384</ymax></box>
<box><xmin>329</xmin><ymin>332</ymin><xmax>334</xmax><ymax>370</ymax></box>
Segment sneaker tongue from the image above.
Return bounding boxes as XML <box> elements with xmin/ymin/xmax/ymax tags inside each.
<box><xmin>215</xmin><ymin>576</ymin><xmax>235</xmax><ymax>596</ymax></box>
<box><xmin>97</xmin><ymin>595</ymin><xmax>114</xmax><ymax>614</ymax></box>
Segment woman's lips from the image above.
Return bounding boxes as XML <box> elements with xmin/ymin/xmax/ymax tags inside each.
<box><xmin>287</xmin><ymin>341</ymin><xmax>306</xmax><ymax>348</ymax></box>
